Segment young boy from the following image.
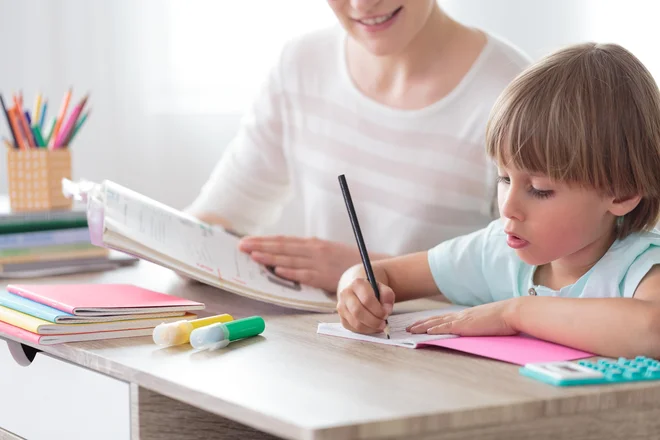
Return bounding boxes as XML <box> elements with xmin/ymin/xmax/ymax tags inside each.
<box><xmin>337</xmin><ymin>42</ymin><xmax>660</xmax><ymax>358</ymax></box>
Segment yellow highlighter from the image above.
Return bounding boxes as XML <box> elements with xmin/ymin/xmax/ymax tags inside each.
<box><xmin>152</xmin><ymin>314</ymin><xmax>233</xmax><ymax>347</ymax></box>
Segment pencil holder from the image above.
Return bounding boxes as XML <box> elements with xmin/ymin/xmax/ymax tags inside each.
<box><xmin>6</xmin><ymin>148</ymin><xmax>73</xmax><ymax>212</ymax></box>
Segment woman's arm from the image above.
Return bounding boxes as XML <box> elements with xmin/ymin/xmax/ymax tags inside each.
<box><xmin>186</xmin><ymin>210</ymin><xmax>233</xmax><ymax>231</ymax></box>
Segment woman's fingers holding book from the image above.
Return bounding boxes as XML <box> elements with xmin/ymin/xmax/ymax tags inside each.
<box><xmin>239</xmin><ymin>235</ymin><xmax>363</xmax><ymax>291</ymax></box>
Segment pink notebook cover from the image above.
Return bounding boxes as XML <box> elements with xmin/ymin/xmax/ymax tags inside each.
<box><xmin>421</xmin><ymin>335</ymin><xmax>593</xmax><ymax>365</ymax></box>
<box><xmin>0</xmin><ymin>320</ymin><xmax>153</xmax><ymax>345</ymax></box>
<box><xmin>0</xmin><ymin>320</ymin><xmax>40</xmax><ymax>345</ymax></box>
<box><xmin>6</xmin><ymin>284</ymin><xmax>204</xmax><ymax>315</ymax></box>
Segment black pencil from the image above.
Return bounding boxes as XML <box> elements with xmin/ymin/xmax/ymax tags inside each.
<box><xmin>338</xmin><ymin>174</ymin><xmax>390</xmax><ymax>339</ymax></box>
<box><xmin>0</xmin><ymin>93</ymin><xmax>19</xmax><ymax>149</ymax></box>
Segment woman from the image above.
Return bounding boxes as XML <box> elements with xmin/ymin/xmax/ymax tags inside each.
<box><xmin>187</xmin><ymin>0</ymin><xmax>530</xmax><ymax>292</ymax></box>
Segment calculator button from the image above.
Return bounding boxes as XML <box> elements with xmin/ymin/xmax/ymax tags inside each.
<box><xmin>607</xmin><ymin>371</ymin><xmax>623</xmax><ymax>380</ymax></box>
<box><xmin>646</xmin><ymin>366</ymin><xmax>660</xmax><ymax>376</ymax></box>
<box><xmin>624</xmin><ymin>369</ymin><xmax>644</xmax><ymax>380</ymax></box>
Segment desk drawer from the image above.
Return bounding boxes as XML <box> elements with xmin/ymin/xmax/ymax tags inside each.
<box><xmin>0</xmin><ymin>339</ymin><xmax>130</xmax><ymax>440</ymax></box>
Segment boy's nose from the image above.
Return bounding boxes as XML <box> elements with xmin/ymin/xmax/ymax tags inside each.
<box><xmin>500</xmin><ymin>191</ymin><xmax>525</xmax><ymax>222</ymax></box>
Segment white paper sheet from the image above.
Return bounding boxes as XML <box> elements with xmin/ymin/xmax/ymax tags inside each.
<box><xmin>317</xmin><ymin>306</ymin><xmax>466</xmax><ymax>347</ymax></box>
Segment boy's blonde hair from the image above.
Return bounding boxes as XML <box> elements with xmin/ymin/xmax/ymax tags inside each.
<box><xmin>486</xmin><ymin>43</ymin><xmax>660</xmax><ymax>238</ymax></box>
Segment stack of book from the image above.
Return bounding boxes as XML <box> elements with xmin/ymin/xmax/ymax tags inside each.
<box><xmin>0</xmin><ymin>195</ymin><xmax>138</xmax><ymax>278</ymax></box>
<box><xmin>0</xmin><ymin>284</ymin><xmax>205</xmax><ymax>345</ymax></box>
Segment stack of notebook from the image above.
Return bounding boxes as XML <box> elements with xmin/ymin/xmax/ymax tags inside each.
<box><xmin>0</xmin><ymin>284</ymin><xmax>205</xmax><ymax>345</ymax></box>
<box><xmin>0</xmin><ymin>195</ymin><xmax>138</xmax><ymax>278</ymax></box>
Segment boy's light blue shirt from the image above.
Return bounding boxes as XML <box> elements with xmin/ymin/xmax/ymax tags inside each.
<box><xmin>428</xmin><ymin>219</ymin><xmax>660</xmax><ymax>305</ymax></box>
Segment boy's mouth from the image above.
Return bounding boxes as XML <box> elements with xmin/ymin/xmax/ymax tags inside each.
<box><xmin>506</xmin><ymin>233</ymin><xmax>530</xmax><ymax>249</ymax></box>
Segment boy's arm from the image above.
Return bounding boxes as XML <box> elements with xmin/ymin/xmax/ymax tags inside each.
<box><xmin>338</xmin><ymin>251</ymin><xmax>444</xmax><ymax>302</ymax></box>
<box><xmin>336</xmin><ymin>251</ymin><xmax>445</xmax><ymax>334</ymax></box>
<box><xmin>511</xmin><ymin>266</ymin><xmax>660</xmax><ymax>358</ymax></box>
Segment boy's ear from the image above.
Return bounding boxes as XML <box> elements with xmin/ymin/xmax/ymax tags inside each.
<box><xmin>609</xmin><ymin>194</ymin><xmax>642</xmax><ymax>217</ymax></box>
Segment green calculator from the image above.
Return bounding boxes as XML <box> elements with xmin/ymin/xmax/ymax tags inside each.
<box><xmin>519</xmin><ymin>356</ymin><xmax>660</xmax><ymax>386</ymax></box>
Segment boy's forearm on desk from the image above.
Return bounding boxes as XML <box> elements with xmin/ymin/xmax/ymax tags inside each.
<box><xmin>338</xmin><ymin>252</ymin><xmax>443</xmax><ymax>302</ymax></box>
<box><xmin>511</xmin><ymin>296</ymin><xmax>660</xmax><ymax>358</ymax></box>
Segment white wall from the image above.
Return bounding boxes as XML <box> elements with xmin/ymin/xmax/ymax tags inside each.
<box><xmin>1</xmin><ymin>0</ymin><xmax>659</xmax><ymax>231</ymax></box>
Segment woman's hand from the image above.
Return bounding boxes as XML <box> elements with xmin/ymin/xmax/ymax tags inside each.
<box><xmin>407</xmin><ymin>299</ymin><xmax>520</xmax><ymax>336</ymax></box>
<box><xmin>238</xmin><ymin>235</ymin><xmax>371</xmax><ymax>292</ymax></box>
<box><xmin>337</xmin><ymin>278</ymin><xmax>395</xmax><ymax>334</ymax></box>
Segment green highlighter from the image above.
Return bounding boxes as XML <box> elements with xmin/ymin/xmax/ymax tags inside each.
<box><xmin>190</xmin><ymin>316</ymin><xmax>265</xmax><ymax>350</ymax></box>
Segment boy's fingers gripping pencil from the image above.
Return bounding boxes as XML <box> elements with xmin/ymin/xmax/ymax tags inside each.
<box><xmin>338</xmin><ymin>174</ymin><xmax>391</xmax><ymax>339</ymax></box>
<box><xmin>152</xmin><ymin>313</ymin><xmax>234</xmax><ymax>347</ymax></box>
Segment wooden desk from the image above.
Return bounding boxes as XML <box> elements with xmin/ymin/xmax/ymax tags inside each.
<box><xmin>2</xmin><ymin>261</ymin><xmax>660</xmax><ymax>440</ymax></box>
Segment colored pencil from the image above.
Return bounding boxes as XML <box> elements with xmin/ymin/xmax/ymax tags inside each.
<box><xmin>49</xmin><ymin>88</ymin><xmax>72</xmax><ymax>148</ymax></box>
<box><xmin>0</xmin><ymin>93</ymin><xmax>19</xmax><ymax>149</ymax></box>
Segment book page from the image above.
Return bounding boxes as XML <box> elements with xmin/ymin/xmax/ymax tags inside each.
<box><xmin>317</xmin><ymin>306</ymin><xmax>466</xmax><ymax>347</ymax></box>
<box><xmin>101</xmin><ymin>181</ymin><xmax>335</xmax><ymax>307</ymax></box>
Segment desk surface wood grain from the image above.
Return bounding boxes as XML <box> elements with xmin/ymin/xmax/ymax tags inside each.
<box><xmin>2</xmin><ymin>261</ymin><xmax>660</xmax><ymax>440</ymax></box>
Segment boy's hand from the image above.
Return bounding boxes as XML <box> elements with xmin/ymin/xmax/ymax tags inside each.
<box><xmin>406</xmin><ymin>299</ymin><xmax>520</xmax><ymax>336</ymax></box>
<box><xmin>238</xmin><ymin>235</ymin><xmax>365</xmax><ymax>292</ymax></box>
<box><xmin>337</xmin><ymin>279</ymin><xmax>395</xmax><ymax>334</ymax></box>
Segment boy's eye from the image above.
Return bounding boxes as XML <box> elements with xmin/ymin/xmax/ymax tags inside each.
<box><xmin>497</xmin><ymin>176</ymin><xmax>554</xmax><ymax>199</ymax></box>
<box><xmin>531</xmin><ymin>188</ymin><xmax>553</xmax><ymax>199</ymax></box>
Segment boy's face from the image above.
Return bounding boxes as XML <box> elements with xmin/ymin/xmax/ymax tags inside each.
<box><xmin>327</xmin><ymin>0</ymin><xmax>435</xmax><ymax>56</ymax></box>
<box><xmin>496</xmin><ymin>165</ymin><xmax>618</xmax><ymax>267</ymax></box>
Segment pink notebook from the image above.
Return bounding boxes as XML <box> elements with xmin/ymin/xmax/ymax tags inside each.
<box><xmin>421</xmin><ymin>335</ymin><xmax>592</xmax><ymax>365</ymax></box>
<box><xmin>6</xmin><ymin>284</ymin><xmax>205</xmax><ymax>316</ymax></box>
<box><xmin>317</xmin><ymin>306</ymin><xmax>593</xmax><ymax>365</ymax></box>
<box><xmin>0</xmin><ymin>320</ymin><xmax>153</xmax><ymax>345</ymax></box>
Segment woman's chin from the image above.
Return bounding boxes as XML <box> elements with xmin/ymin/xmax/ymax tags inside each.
<box><xmin>354</xmin><ymin>36</ymin><xmax>408</xmax><ymax>57</ymax></box>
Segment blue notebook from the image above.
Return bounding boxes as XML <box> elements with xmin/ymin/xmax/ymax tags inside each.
<box><xmin>0</xmin><ymin>289</ymin><xmax>187</xmax><ymax>324</ymax></box>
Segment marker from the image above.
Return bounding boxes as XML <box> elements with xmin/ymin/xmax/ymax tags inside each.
<box><xmin>190</xmin><ymin>316</ymin><xmax>265</xmax><ymax>350</ymax></box>
<box><xmin>152</xmin><ymin>313</ymin><xmax>233</xmax><ymax>347</ymax></box>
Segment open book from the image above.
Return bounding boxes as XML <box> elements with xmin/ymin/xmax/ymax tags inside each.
<box><xmin>62</xmin><ymin>179</ymin><xmax>337</xmax><ymax>312</ymax></box>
